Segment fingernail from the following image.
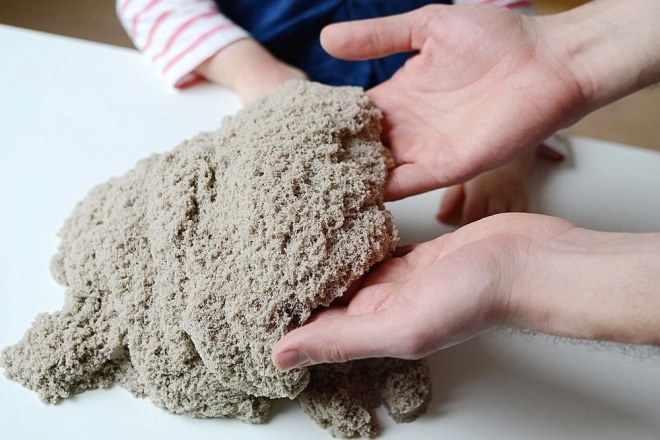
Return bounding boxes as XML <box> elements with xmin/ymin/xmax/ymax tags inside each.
<box><xmin>277</xmin><ymin>350</ymin><xmax>311</xmax><ymax>371</ymax></box>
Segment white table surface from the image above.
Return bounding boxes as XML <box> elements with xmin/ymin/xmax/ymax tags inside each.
<box><xmin>1</xmin><ymin>24</ymin><xmax>659</xmax><ymax>439</ymax></box>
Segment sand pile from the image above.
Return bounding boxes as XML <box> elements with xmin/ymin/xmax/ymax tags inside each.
<box><xmin>1</xmin><ymin>81</ymin><xmax>431</xmax><ymax>437</ymax></box>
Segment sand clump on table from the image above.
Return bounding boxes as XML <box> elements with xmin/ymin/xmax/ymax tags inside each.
<box><xmin>1</xmin><ymin>81</ymin><xmax>431</xmax><ymax>437</ymax></box>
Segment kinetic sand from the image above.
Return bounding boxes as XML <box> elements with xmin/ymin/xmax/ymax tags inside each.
<box><xmin>1</xmin><ymin>81</ymin><xmax>430</xmax><ymax>437</ymax></box>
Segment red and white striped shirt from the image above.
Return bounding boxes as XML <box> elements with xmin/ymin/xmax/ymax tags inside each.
<box><xmin>117</xmin><ymin>0</ymin><xmax>535</xmax><ymax>89</ymax></box>
<box><xmin>117</xmin><ymin>0</ymin><xmax>248</xmax><ymax>88</ymax></box>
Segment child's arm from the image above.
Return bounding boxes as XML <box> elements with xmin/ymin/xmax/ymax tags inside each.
<box><xmin>116</xmin><ymin>0</ymin><xmax>306</xmax><ymax>101</ymax></box>
<box><xmin>194</xmin><ymin>38</ymin><xmax>307</xmax><ymax>103</ymax></box>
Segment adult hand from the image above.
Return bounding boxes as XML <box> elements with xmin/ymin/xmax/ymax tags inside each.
<box><xmin>273</xmin><ymin>213</ymin><xmax>571</xmax><ymax>370</ymax></box>
<box><xmin>321</xmin><ymin>4</ymin><xmax>583</xmax><ymax>199</ymax></box>
<box><xmin>272</xmin><ymin>213</ymin><xmax>660</xmax><ymax>371</ymax></box>
<box><xmin>321</xmin><ymin>1</ymin><xmax>660</xmax><ymax>200</ymax></box>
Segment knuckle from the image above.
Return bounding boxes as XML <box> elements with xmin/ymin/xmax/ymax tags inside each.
<box><xmin>318</xmin><ymin>342</ymin><xmax>349</xmax><ymax>364</ymax></box>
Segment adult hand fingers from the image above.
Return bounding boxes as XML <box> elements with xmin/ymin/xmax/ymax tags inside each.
<box><xmin>320</xmin><ymin>8</ymin><xmax>432</xmax><ymax>60</ymax></box>
<box><xmin>272</xmin><ymin>307</ymin><xmax>417</xmax><ymax>371</ymax></box>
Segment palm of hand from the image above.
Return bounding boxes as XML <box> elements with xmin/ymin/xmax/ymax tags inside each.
<box><xmin>339</xmin><ymin>233</ymin><xmax>512</xmax><ymax>358</ymax></box>
<box><xmin>362</xmin><ymin>5</ymin><xmax>584</xmax><ymax>199</ymax></box>
<box><xmin>338</xmin><ymin>215</ymin><xmax>532</xmax><ymax>359</ymax></box>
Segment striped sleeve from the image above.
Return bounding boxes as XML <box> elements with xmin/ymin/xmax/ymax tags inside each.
<box><xmin>116</xmin><ymin>0</ymin><xmax>250</xmax><ymax>88</ymax></box>
<box><xmin>453</xmin><ymin>0</ymin><xmax>536</xmax><ymax>16</ymax></box>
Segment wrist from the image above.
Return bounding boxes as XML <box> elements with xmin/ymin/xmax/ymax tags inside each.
<box><xmin>539</xmin><ymin>0</ymin><xmax>660</xmax><ymax>118</ymax></box>
<box><xmin>510</xmin><ymin>227</ymin><xmax>660</xmax><ymax>346</ymax></box>
<box><xmin>195</xmin><ymin>38</ymin><xmax>272</xmax><ymax>89</ymax></box>
<box><xmin>195</xmin><ymin>37</ymin><xmax>307</xmax><ymax>102</ymax></box>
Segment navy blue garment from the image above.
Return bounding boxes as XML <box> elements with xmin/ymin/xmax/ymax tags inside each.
<box><xmin>214</xmin><ymin>0</ymin><xmax>450</xmax><ymax>88</ymax></box>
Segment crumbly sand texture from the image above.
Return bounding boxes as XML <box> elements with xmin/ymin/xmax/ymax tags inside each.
<box><xmin>300</xmin><ymin>358</ymin><xmax>431</xmax><ymax>438</ymax></box>
<box><xmin>1</xmin><ymin>80</ymin><xmax>430</xmax><ymax>436</ymax></box>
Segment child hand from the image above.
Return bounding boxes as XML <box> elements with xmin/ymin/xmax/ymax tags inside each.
<box><xmin>436</xmin><ymin>152</ymin><xmax>534</xmax><ymax>226</ymax></box>
<box><xmin>195</xmin><ymin>38</ymin><xmax>308</xmax><ymax>104</ymax></box>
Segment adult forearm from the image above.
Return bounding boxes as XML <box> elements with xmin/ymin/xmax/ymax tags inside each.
<box><xmin>541</xmin><ymin>0</ymin><xmax>660</xmax><ymax>121</ymax></box>
<box><xmin>510</xmin><ymin>228</ymin><xmax>660</xmax><ymax>346</ymax></box>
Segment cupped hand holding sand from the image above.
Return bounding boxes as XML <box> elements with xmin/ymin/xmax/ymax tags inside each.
<box><xmin>273</xmin><ymin>213</ymin><xmax>546</xmax><ymax>370</ymax></box>
<box><xmin>273</xmin><ymin>213</ymin><xmax>660</xmax><ymax>371</ymax></box>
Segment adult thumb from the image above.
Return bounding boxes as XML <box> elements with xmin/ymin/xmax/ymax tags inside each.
<box><xmin>320</xmin><ymin>7</ymin><xmax>432</xmax><ymax>61</ymax></box>
<box><xmin>271</xmin><ymin>308</ymin><xmax>408</xmax><ymax>371</ymax></box>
